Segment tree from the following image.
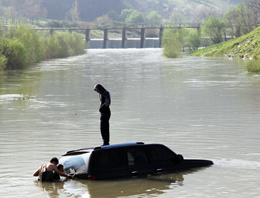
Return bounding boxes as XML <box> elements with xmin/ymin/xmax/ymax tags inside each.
<box><xmin>202</xmin><ymin>16</ymin><xmax>225</xmax><ymax>44</ymax></box>
<box><xmin>24</xmin><ymin>0</ymin><xmax>47</xmax><ymax>21</ymax></box>
<box><xmin>224</xmin><ymin>3</ymin><xmax>256</xmax><ymax>38</ymax></box>
<box><xmin>170</xmin><ymin>13</ymin><xmax>183</xmax><ymax>24</ymax></box>
<box><xmin>107</xmin><ymin>10</ymin><xmax>120</xmax><ymax>21</ymax></box>
<box><xmin>247</xmin><ymin>0</ymin><xmax>260</xmax><ymax>14</ymax></box>
<box><xmin>187</xmin><ymin>30</ymin><xmax>202</xmax><ymax>50</ymax></box>
<box><xmin>70</xmin><ymin>0</ymin><xmax>80</xmax><ymax>22</ymax></box>
<box><xmin>2</xmin><ymin>0</ymin><xmax>46</xmax><ymax>22</ymax></box>
<box><xmin>246</xmin><ymin>0</ymin><xmax>260</xmax><ymax>28</ymax></box>
<box><xmin>7</xmin><ymin>0</ymin><xmax>24</xmax><ymax>20</ymax></box>
<box><xmin>223</xmin><ymin>8</ymin><xmax>237</xmax><ymax>38</ymax></box>
<box><xmin>3</xmin><ymin>6</ymin><xmax>15</xmax><ymax>23</ymax></box>
<box><xmin>126</xmin><ymin>10</ymin><xmax>145</xmax><ymax>24</ymax></box>
<box><xmin>146</xmin><ymin>11</ymin><xmax>162</xmax><ymax>25</ymax></box>
<box><xmin>120</xmin><ymin>9</ymin><xmax>134</xmax><ymax>22</ymax></box>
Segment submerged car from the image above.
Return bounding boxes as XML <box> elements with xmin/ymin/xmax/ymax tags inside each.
<box><xmin>59</xmin><ymin>142</ymin><xmax>213</xmax><ymax>180</ymax></box>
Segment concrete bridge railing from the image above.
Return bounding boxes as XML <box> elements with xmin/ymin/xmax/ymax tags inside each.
<box><xmin>35</xmin><ymin>24</ymin><xmax>201</xmax><ymax>49</ymax></box>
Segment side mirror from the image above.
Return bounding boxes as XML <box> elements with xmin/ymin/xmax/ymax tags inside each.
<box><xmin>170</xmin><ymin>154</ymin><xmax>184</xmax><ymax>164</ymax></box>
<box><xmin>177</xmin><ymin>154</ymin><xmax>184</xmax><ymax>162</ymax></box>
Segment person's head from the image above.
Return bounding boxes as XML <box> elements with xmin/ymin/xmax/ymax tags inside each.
<box><xmin>50</xmin><ymin>157</ymin><xmax>59</xmax><ymax>165</ymax></box>
<box><xmin>57</xmin><ymin>164</ymin><xmax>64</xmax><ymax>172</ymax></box>
<box><xmin>94</xmin><ymin>84</ymin><xmax>105</xmax><ymax>94</ymax></box>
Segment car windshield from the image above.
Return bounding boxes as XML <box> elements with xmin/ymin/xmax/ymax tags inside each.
<box><xmin>59</xmin><ymin>153</ymin><xmax>91</xmax><ymax>174</ymax></box>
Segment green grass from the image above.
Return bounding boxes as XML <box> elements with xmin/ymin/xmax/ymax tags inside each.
<box><xmin>190</xmin><ymin>26</ymin><xmax>260</xmax><ymax>59</ymax></box>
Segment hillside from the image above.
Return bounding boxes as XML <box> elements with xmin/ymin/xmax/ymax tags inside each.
<box><xmin>190</xmin><ymin>26</ymin><xmax>260</xmax><ymax>59</ymax></box>
<box><xmin>0</xmin><ymin>0</ymin><xmax>247</xmax><ymax>23</ymax></box>
<box><xmin>42</xmin><ymin>0</ymin><xmax>246</xmax><ymax>22</ymax></box>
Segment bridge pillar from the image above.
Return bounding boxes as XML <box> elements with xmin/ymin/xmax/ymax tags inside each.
<box><xmin>85</xmin><ymin>29</ymin><xmax>90</xmax><ymax>44</ymax></box>
<box><xmin>197</xmin><ymin>23</ymin><xmax>201</xmax><ymax>36</ymax></box>
<box><xmin>159</xmin><ymin>25</ymin><xmax>164</xmax><ymax>48</ymax></box>
<box><xmin>140</xmin><ymin>27</ymin><xmax>145</xmax><ymax>48</ymax></box>
<box><xmin>103</xmin><ymin>29</ymin><xmax>108</xmax><ymax>48</ymax></box>
<box><xmin>50</xmin><ymin>29</ymin><xmax>54</xmax><ymax>35</ymax></box>
<box><xmin>121</xmin><ymin>26</ymin><xmax>126</xmax><ymax>48</ymax></box>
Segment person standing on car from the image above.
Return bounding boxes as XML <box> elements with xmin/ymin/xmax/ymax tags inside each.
<box><xmin>94</xmin><ymin>84</ymin><xmax>111</xmax><ymax>146</ymax></box>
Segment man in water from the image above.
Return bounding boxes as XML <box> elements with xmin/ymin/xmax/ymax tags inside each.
<box><xmin>94</xmin><ymin>84</ymin><xmax>111</xmax><ymax>146</ymax></box>
<box><xmin>33</xmin><ymin>157</ymin><xmax>70</xmax><ymax>181</ymax></box>
<box><xmin>53</xmin><ymin>164</ymin><xmax>64</xmax><ymax>180</ymax></box>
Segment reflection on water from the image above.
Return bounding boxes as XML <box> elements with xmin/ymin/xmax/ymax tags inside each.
<box><xmin>34</xmin><ymin>172</ymin><xmax>185</xmax><ymax>198</ymax></box>
<box><xmin>34</xmin><ymin>181</ymin><xmax>65</xmax><ymax>197</ymax></box>
<box><xmin>1</xmin><ymin>49</ymin><xmax>260</xmax><ymax>198</ymax></box>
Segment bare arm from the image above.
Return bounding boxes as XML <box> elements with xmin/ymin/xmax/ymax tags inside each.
<box><xmin>51</xmin><ymin>165</ymin><xmax>70</xmax><ymax>177</ymax></box>
<box><xmin>33</xmin><ymin>166</ymin><xmax>41</xmax><ymax>176</ymax></box>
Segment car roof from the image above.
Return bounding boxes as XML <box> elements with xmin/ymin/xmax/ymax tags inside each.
<box><xmin>95</xmin><ymin>142</ymin><xmax>145</xmax><ymax>150</ymax></box>
<box><xmin>63</xmin><ymin>142</ymin><xmax>166</xmax><ymax>156</ymax></box>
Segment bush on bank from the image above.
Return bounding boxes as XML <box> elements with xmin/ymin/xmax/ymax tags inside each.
<box><xmin>43</xmin><ymin>32</ymin><xmax>85</xmax><ymax>59</ymax></box>
<box><xmin>162</xmin><ymin>28</ymin><xmax>182</xmax><ymax>58</ymax></box>
<box><xmin>7</xmin><ymin>25</ymin><xmax>44</xmax><ymax>66</ymax></box>
<box><xmin>162</xmin><ymin>27</ymin><xmax>201</xmax><ymax>58</ymax></box>
<box><xmin>0</xmin><ymin>24</ymin><xmax>86</xmax><ymax>71</ymax></box>
<box><xmin>0</xmin><ymin>37</ymin><xmax>28</xmax><ymax>70</ymax></box>
<box><xmin>247</xmin><ymin>59</ymin><xmax>260</xmax><ymax>73</ymax></box>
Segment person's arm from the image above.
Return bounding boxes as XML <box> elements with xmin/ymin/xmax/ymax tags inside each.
<box><xmin>102</xmin><ymin>92</ymin><xmax>111</xmax><ymax>107</ymax></box>
<box><xmin>33</xmin><ymin>166</ymin><xmax>41</xmax><ymax>176</ymax></box>
<box><xmin>52</xmin><ymin>166</ymin><xmax>70</xmax><ymax>177</ymax></box>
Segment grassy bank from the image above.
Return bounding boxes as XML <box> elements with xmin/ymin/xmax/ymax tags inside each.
<box><xmin>0</xmin><ymin>24</ymin><xmax>86</xmax><ymax>71</ymax></box>
<box><xmin>189</xmin><ymin>26</ymin><xmax>260</xmax><ymax>72</ymax></box>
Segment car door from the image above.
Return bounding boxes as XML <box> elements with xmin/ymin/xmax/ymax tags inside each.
<box><xmin>88</xmin><ymin>148</ymin><xmax>129</xmax><ymax>179</ymax></box>
<box><xmin>126</xmin><ymin>146</ymin><xmax>154</xmax><ymax>176</ymax></box>
<box><xmin>147</xmin><ymin>144</ymin><xmax>177</xmax><ymax>173</ymax></box>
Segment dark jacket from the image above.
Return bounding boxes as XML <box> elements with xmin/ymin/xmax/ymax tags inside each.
<box><xmin>94</xmin><ymin>84</ymin><xmax>111</xmax><ymax>113</ymax></box>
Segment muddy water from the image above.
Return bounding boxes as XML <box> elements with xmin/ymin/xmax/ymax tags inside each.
<box><xmin>0</xmin><ymin>49</ymin><xmax>260</xmax><ymax>198</ymax></box>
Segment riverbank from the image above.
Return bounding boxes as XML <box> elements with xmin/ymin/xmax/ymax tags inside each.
<box><xmin>189</xmin><ymin>26</ymin><xmax>260</xmax><ymax>72</ymax></box>
<box><xmin>0</xmin><ymin>24</ymin><xmax>86</xmax><ymax>71</ymax></box>
<box><xmin>190</xmin><ymin>26</ymin><xmax>260</xmax><ymax>59</ymax></box>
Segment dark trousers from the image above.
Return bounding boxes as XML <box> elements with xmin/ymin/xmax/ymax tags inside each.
<box><xmin>100</xmin><ymin>111</ymin><xmax>111</xmax><ymax>145</ymax></box>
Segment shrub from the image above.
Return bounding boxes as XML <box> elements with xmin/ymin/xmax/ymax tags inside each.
<box><xmin>1</xmin><ymin>24</ymin><xmax>85</xmax><ymax>70</ymax></box>
<box><xmin>70</xmin><ymin>32</ymin><xmax>85</xmax><ymax>55</ymax></box>
<box><xmin>0</xmin><ymin>38</ymin><xmax>27</xmax><ymax>70</ymax></box>
<box><xmin>162</xmin><ymin>28</ymin><xmax>182</xmax><ymax>58</ymax></box>
<box><xmin>44</xmin><ymin>35</ymin><xmax>61</xmax><ymax>59</ymax></box>
<box><xmin>42</xmin><ymin>32</ymin><xmax>85</xmax><ymax>59</ymax></box>
<box><xmin>7</xmin><ymin>24</ymin><xmax>44</xmax><ymax>65</ymax></box>
<box><xmin>247</xmin><ymin>59</ymin><xmax>260</xmax><ymax>73</ymax></box>
<box><xmin>0</xmin><ymin>53</ymin><xmax>7</xmax><ymax>71</ymax></box>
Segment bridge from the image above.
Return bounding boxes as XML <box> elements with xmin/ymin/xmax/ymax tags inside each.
<box><xmin>35</xmin><ymin>24</ymin><xmax>201</xmax><ymax>49</ymax></box>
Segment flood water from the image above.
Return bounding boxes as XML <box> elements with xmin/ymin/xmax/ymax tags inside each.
<box><xmin>0</xmin><ymin>49</ymin><xmax>260</xmax><ymax>198</ymax></box>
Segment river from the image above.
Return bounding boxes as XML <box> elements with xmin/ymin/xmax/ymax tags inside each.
<box><xmin>0</xmin><ymin>49</ymin><xmax>260</xmax><ymax>198</ymax></box>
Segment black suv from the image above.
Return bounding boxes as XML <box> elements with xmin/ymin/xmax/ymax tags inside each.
<box><xmin>59</xmin><ymin>142</ymin><xmax>213</xmax><ymax>180</ymax></box>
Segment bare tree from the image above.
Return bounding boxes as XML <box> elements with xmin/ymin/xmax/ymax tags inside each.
<box><xmin>24</xmin><ymin>0</ymin><xmax>47</xmax><ymax>21</ymax></box>
<box><xmin>246</xmin><ymin>0</ymin><xmax>260</xmax><ymax>25</ymax></box>
<box><xmin>2</xmin><ymin>0</ymin><xmax>46</xmax><ymax>22</ymax></box>
<box><xmin>70</xmin><ymin>0</ymin><xmax>80</xmax><ymax>22</ymax></box>
<box><xmin>8</xmin><ymin>0</ymin><xmax>25</xmax><ymax>20</ymax></box>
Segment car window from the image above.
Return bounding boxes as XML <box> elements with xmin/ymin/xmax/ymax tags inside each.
<box><xmin>59</xmin><ymin>153</ymin><xmax>90</xmax><ymax>174</ymax></box>
<box><xmin>148</xmin><ymin>145</ymin><xmax>176</xmax><ymax>165</ymax></box>
<box><xmin>94</xmin><ymin>148</ymin><xmax>126</xmax><ymax>170</ymax></box>
<box><xmin>127</xmin><ymin>147</ymin><xmax>150</xmax><ymax>166</ymax></box>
